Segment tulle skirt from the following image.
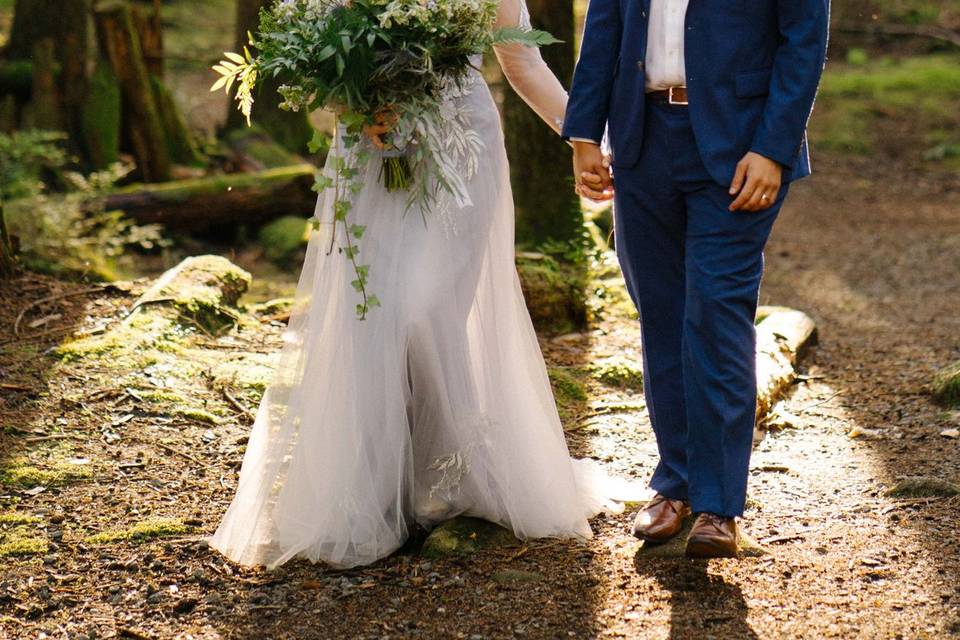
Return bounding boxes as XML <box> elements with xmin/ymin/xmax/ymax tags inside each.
<box><xmin>209</xmin><ymin>75</ymin><xmax>640</xmax><ymax>570</ymax></box>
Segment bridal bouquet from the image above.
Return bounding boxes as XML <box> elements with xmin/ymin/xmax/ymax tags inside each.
<box><xmin>212</xmin><ymin>0</ymin><xmax>557</xmax><ymax>318</ymax></box>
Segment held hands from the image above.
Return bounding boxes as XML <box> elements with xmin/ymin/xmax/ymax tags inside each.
<box><xmin>572</xmin><ymin>141</ymin><xmax>614</xmax><ymax>202</ymax></box>
<box><xmin>729</xmin><ymin>151</ymin><xmax>782</xmax><ymax>212</ymax></box>
<box><xmin>362</xmin><ymin>109</ymin><xmax>399</xmax><ymax>149</ymax></box>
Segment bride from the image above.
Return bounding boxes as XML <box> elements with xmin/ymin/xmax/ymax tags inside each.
<box><xmin>209</xmin><ymin>0</ymin><xmax>633</xmax><ymax>570</ymax></box>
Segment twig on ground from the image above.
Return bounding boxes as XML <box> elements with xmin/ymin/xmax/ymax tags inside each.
<box><xmin>797</xmin><ymin>390</ymin><xmax>845</xmax><ymax>414</ymax></box>
<box><xmin>13</xmin><ymin>286</ymin><xmax>104</xmax><ymax>335</ymax></box>
<box><xmin>222</xmin><ymin>386</ymin><xmax>256</xmax><ymax>420</ymax></box>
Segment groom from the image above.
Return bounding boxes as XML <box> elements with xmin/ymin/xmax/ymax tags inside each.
<box><xmin>562</xmin><ymin>0</ymin><xmax>829</xmax><ymax>556</ymax></box>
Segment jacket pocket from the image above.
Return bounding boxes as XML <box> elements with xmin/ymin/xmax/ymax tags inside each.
<box><xmin>735</xmin><ymin>69</ymin><xmax>772</xmax><ymax>98</ymax></box>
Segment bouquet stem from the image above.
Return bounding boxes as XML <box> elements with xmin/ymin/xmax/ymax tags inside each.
<box><xmin>380</xmin><ymin>154</ymin><xmax>412</xmax><ymax>192</ymax></box>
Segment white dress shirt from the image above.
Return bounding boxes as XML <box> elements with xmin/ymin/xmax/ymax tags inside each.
<box><xmin>569</xmin><ymin>0</ymin><xmax>688</xmax><ymax>144</ymax></box>
<box><xmin>644</xmin><ymin>0</ymin><xmax>689</xmax><ymax>90</ymax></box>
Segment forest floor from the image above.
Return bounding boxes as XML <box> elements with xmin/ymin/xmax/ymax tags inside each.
<box><xmin>1</xmin><ymin>153</ymin><xmax>959</xmax><ymax>639</ymax></box>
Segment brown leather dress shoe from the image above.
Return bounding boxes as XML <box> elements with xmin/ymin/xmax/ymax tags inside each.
<box><xmin>685</xmin><ymin>513</ymin><xmax>739</xmax><ymax>558</ymax></box>
<box><xmin>632</xmin><ymin>493</ymin><xmax>691</xmax><ymax>543</ymax></box>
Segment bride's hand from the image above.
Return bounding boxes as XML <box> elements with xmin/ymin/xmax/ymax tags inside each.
<box><xmin>363</xmin><ymin>109</ymin><xmax>398</xmax><ymax>150</ymax></box>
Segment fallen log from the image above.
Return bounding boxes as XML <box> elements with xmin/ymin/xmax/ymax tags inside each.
<box><xmin>101</xmin><ymin>165</ymin><xmax>318</xmax><ymax>232</ymax></box>
<box><xmin>754</xmin><ymin>306</ymin><xmax>818</xmax><ymax>423</ymax></box>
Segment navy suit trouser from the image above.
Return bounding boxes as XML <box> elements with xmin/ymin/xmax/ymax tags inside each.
<box><xmin>612</xmin><ymin>96</ymin><xmax>788</xmax><ymax>517</ymax></box>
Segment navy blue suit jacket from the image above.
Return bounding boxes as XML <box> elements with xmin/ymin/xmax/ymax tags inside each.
<box><xmin>561</xmin><ymin>0</ymin><xmax>830</xmax><ymax>185</ymax></box>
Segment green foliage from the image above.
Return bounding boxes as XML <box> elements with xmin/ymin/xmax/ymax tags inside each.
<box><xmin>4</xmin><ymin>159</ymin><xmax>171</xmax><ymax>280</ymax></box>
<box><xmin>812</xmin><ymin>55</ymin><xmax>960</xmax><ymax>161</ymax></box>
<box><xmin>0</xmin><ymin>130</ymin><xmax>68</xmax><ymax>200</ymax></box>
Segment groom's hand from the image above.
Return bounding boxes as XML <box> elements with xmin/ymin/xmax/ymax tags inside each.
<box><xmin>572</xmin><ymin>141</ymin><xmax>614</xmax><ymax>202</ymax></box>
<box><xmin>728</xmin><ymin>152</ymin><xmax>782</xmax><ymax>212</ymax></box>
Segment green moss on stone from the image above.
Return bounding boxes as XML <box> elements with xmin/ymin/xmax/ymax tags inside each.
<box><xmin>174</xmin><ymin>407</ymin><xmax>220</xmax><ymax>424</ymax></box>
<box><xmin>885</xmin><ymin>476</ymin><xmax>960</xmax><ymax>499</ymax></box>
<box><xmin>421</xmin><ymin>517</ymin><xmax>519</xmax><ymax>558</ymax></box>
<box><xmin>590</xmin><ymin>356</ymin><xmax>644</xmax><ymax>391</ymax></box>
<box><xmin>932</xmin><ymin>361</ymin><xmax>960</xmax><ymax>408</ymax></box>
<box><xmin>516</xmin><ymin>256</ymin><xmax>587</xmax><ymax>336</ymax></box>
<box><xmin>85</xmin><ymin>517</ymin><xmax>189</xmax><ymax>544</ymax></box>
<box><xmin>258</xmin><ymin>216</ymin><xmax>310</xmax><ymax>265</ymax></box>
<box><xmin>548</xmin><ymin>367</ymin><xmax>589</xmax><ymax>424</ymax></box>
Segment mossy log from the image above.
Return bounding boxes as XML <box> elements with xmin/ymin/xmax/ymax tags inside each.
<box><xmin>754</xmin><ymin>307</ymin><xmax>818</xmax><ymax>423</ymax></box>
<box><xmin>101</xmin><ymin>165</ymin><xmax>317</xmax><ymax>232</ymax></box>
<box><xmin>93</xmin><ymin>0</ymin><xmax>171</xmax><ymax>182</ymax></box>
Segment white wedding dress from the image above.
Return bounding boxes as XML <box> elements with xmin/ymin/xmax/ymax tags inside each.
<box><xmin>209</xmin><ymin>0</ymin><xmax>640</xmax><ymax>570</ymax></box>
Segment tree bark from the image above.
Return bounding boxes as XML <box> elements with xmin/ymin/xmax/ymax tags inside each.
<box><xmin>101</xmin><ymin>165</ymin><xmax>318</xmax><ymax>232</ymax></box>
<box><xmin>0</xmin><ymin>205</ymin><xmax>18</xmax><ymax>279</ymax></box>
<box><xmin>93</xmin><ymin>0</ymin><xmax>171</xmax><ymax>182</ymax></box>
<box><xmin>8</xmin><ymin>0</ymin><xmax>91</xmax><ymax>146</ymax></box>
<box><xmin>502</xmin><ymin>0</ymin><xmax>579</xmax><ymax>248</ymax></box>
<box><xmin>224</xmin><ymin>0</ymin><xmax>313</xmax><ymax>154</ymax></box>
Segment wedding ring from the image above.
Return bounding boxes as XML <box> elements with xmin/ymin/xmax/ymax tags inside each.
<box><xmin>761</xmin><ymin>193</ymin><xmax>769</xmax><ymax>201</ymax></box>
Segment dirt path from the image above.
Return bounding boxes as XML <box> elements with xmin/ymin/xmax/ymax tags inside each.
<box><xmin>0</xmin><ymin>154</ymin><xmax>958</xmax><ymax>639</ymax></box>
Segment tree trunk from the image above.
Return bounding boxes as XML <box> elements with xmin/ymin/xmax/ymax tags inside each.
<box><xmin>224</xmin><ymin>0</ymin><xmax>313</xmax><ymax>154</ymax></box>
<box><xmin>0</xmin><ymin>205</ymin><xmax>18</xmax><ymax>279</ymax></box>
<box><xmin>8</xmin><ymin>0</ymin><xmax>91</xmax><ymax>147</ymax></box>
<box><xmin>93</xmin><ymin>0</ymin><xmax>171</xmax><ymax>182</ymax></box>
<box><xmin>502</xmin><ymin>0</ymin><xmax>579</xmax><ymax>248</ymax></box>
<box><xmin>24</xmin><ymin>38</ymin><xmax>62</xmax><ymax>130</ymax></box>
<box><xmin>101</xmin><ymin>165</ymin><xmax>318</xmax><ymax>232</ymax></box>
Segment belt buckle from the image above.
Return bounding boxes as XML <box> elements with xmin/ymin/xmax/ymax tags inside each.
<box><xmin>668</xmin><ymin>86</ymin><xmax>688</xmax><ymax>105</ymax></box>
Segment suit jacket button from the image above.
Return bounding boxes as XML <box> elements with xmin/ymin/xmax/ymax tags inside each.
<box><xmin>636</xmin><ymin>60</ymin><xmax>645</xmax><ymax>69</ymax></box>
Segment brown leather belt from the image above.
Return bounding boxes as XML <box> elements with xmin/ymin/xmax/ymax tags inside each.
<box><xmin>647</xmin><ymin>86</ymin><xmax>689</xmax><ymax>106</ymax></box>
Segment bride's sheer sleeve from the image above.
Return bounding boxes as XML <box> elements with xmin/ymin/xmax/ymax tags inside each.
<box><xmin>492</xmin><ymin>0</ymin><xmax>568</xmax><ymax>135</ymax></box>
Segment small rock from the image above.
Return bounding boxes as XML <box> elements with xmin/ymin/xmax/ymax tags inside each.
<box><xmin>940</xmin><ymin>428</ymin><xmax>959</xmax><ymax>439</ymax></box>
<box><xmin>174</xmin><ymin>597</ymin><xmax>199</xmax><ymax>614</ymax></box>
<box><xmin>491</xmin><ymin>569</ymin><xmax>544</xmax><ymax>587</ymax></box>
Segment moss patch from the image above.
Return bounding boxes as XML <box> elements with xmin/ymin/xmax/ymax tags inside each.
<box><xmin>590</xmin><ymin>356</ymin><xmax>644</xmax><ymax>392</ymax></box>
<box><xmin>0</xmin><ymin>512</ymin><xmax>41</xmax><ymax>525</ymax></box>
<box><xmin>548</xmin><ymin>367</ymin><xmax>590</xmax><ymax>425</ymax></box>
<box><xmin>85</xmin><ymin>517</ymin><xmax>190</xmax><ymax>544</ymax></box>
<box><xmin>932</xmin><ymin>361</ymin><xmax>960</xmax><ymax>408</ymax></box>
<box><xmin>258</xmin><ymin>216</ymin><xmax>310</xmax><ymax>266</ymax></box>
<box><xmin>0</xmin><ymin>459</ymin><xmax>92</xmax><ymax>487</ymax></box>
<box><xmin>421</xmin><ymin>517</ymin><xmax>519</xmax><ymax>559</ymax></box>
<box><xmin>0</xmin><ymin>527</ymin><xmax>47</xmax><ymax>557</ymax></box>
<box><xmin>174</xmin><ymin>407</ymin><xmax>220</xmax><ymax>425</ymax></box>
<box><xmin>885</xmin><ymin>476</ymin><xmax>960</xmax><ymax>499</ymax></box>
<box><xmin>54</xmin><ymin>313</ymin><xmax>187</xmax><ymax>363</ymax></box>
<box><xmin>516</xmin><ymin>255</ymin><xmax>587</xmax><ymax>336</ymax></box>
